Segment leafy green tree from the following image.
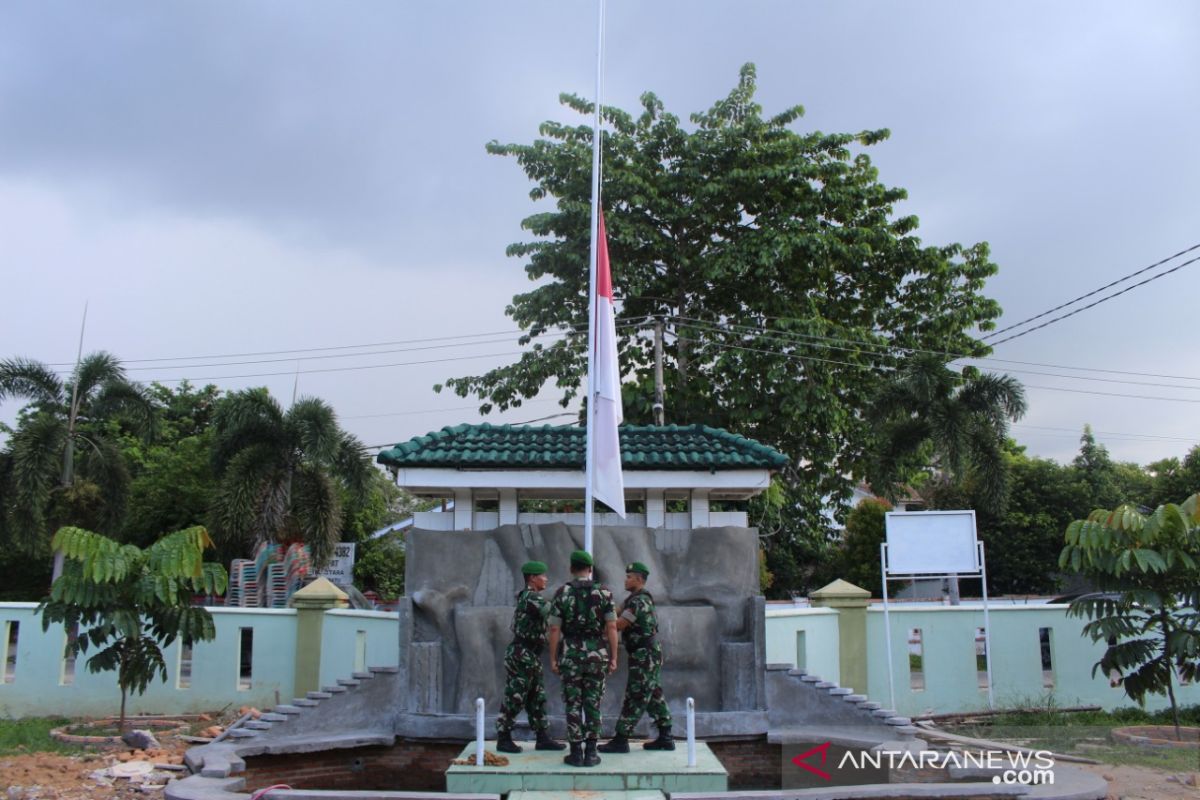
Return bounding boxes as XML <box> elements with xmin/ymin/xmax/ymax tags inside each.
<box><xmin>1147</xmin><ymin>446</ymin><xmax>1200</xmax><ymax>508</ymax></box>
<box><xmin>441</xmin><ymin>64</ymin><xmax>1004</xmax><ymax>593</ymax></box>
<box><xmin>38</xmin><ymin>525</ymin><xmax>227</xmax><ymax>731</ymax></box>
<box><xmin>867</xmin><ymin>355</ymin><xmax>1026</xmax><ymax>514</ymax></box>
<box><xmin>1059</xmin><ymin>494</ymin><xmax>1200</xmax><ymax>739</ymax></box>
<box><xmin>354</xmin><ymin>531</ymin><xmax>406</xmax><ymax>599</ymax></box>
<box><xmin>979</xmin><ymin>451</ymin><xmax>1086</xmax><ymax>594</ymax></box>
<box><xmin>831</xmin><ymin>497</ymin><xmax>892</xmax><ymax>597</ymax></box>
<box><xmin>209</xmin><ymin>388</ymin><xmax>372</xmax><ymax>568</ymax></box>
<box><xmin>121</xmin><ymin>383</ymin><xmax>224</xmax><ymax>549</ymax></box>
<box><xmin>0</xmin><ymin>353</ymin><xmax>153</xmax><ymax>569</ymax></box>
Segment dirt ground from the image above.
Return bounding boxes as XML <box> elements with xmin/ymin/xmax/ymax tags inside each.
<box><xmin>0</xmin><ymin>738</ymin><xmax>189</xmax><ymax>800</ymax></box>
<box><xmin>1</xmin><ymin>743</ymin><xmax>1197</xmax><ymax>799</ymax></box>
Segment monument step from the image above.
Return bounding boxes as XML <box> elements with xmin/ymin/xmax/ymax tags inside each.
<box><xmin>291</xmin><ymin>698</ymin><xmax>320</xmax><ymax>707</ymax></box>
<box><xmin>259</xmin><ymin>713</ymin><xmax>288</xmax><ymax>722</ymax></box>
<box><xmin>336</xmin><ymin>678</ymin><xmax>361</xmax><ymax>687</ymax></box>
<box><xmin>321</xmin><ymin>685</ymin><xmax>348</xmax><ymax>693</ymax></box>
<box><xmin>272</xmin><ymin>705</ymin><xmax>303</xmax><ymax>715</ymax></box>
<box><xmin>351</xmin><ymin>671</ymin><xmax>375</xmax><ymax>680</ymax></box>
<box><xmin>226</xmin><ymin>728</ymin><xmax>258</xmax><ymax>739</ymax></box>
<box><xmin>445</xmin><ymin>741</ymin><xmax>726</xmax><ymax>795</ymax></box>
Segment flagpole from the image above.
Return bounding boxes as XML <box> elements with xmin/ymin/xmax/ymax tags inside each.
<box><xmin>584</xmin><ymin>0</ymin><xmax>605</xmax><ymax>556</ymax></box>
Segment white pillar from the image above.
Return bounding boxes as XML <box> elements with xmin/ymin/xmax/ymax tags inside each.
<box><xmin>645</xmin><ymin>490</ymin><xmax>665</xmax><ymax>528</ymax></box>
<box><xmin>454</xmin><ymin>488</ymin><xmax>473</xmax><ymax>530</ymax></box>
<box><xmin>690</xmin><ymin>490</ymin><xmax>710</xmax><ymax>529</ymax></box>
<box><xmin>499</xmin><ymin>489</ymin><xmax>518</xmax><ymax>526</ymax></box>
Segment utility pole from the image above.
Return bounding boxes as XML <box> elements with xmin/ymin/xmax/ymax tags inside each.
<box><xmin>653</xmin><ymin>317</ymin><xmax>665</xmax><ymax>425</ymax></box>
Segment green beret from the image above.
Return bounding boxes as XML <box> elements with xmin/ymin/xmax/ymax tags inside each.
<box><xmin>521</xmin><ymin>560</ymin><xmax>547</xmax><ymax>576</ymax></box>
<box><xmin>625</xmin><ymin>561</ymin><xmax>650</xmax><ymax>577</ymax></box>
<box><xmin>569</xmin><ymin>549</ymin><xmax>594</xmax><ymax>568</ymax></box>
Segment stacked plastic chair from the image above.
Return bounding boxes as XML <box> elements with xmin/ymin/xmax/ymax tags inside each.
<box><xmin>262</xmin><ymin>562</ymin><xmax>289</xmax><ymax>608</ymax></box>
<box><xmin>283</xmin><ymin>543</ymin><xmax>311</xmax><ymax>598</ymax></box>
<box><xmin>225</xmin><ymin>559</ymin><xmax>260</xmax><ymax>607</ymax></box>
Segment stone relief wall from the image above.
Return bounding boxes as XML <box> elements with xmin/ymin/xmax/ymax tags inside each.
<box><xmin>398</xmin><ymin>522</ymin><xmax>765</xmax><ymax>721</ymax></box>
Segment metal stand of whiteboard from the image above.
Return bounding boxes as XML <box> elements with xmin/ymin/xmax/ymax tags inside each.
<box><xmin>880</xmin><ymin>513</ymin><xmax>994</xmax><ymax>714</ymax></box>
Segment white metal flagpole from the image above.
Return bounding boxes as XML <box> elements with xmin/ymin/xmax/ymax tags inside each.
<box><xmin>583</xmin><ymin>0</ymin><xmax>605</xmax><ymax>556</ymax></box>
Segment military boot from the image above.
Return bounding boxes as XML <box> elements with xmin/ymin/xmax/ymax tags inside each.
<box><xmin>563</xmin><ymin>741</ymin><xmax>585</xmax><ymax>767</ymax></box>
<box><xmin>496</xmin><ymin>731</ymin><xmax>522</xmax><ymax>753</ymax></box>
<box><xmin>597</xmin><ymin>733</ymin><xmax>629</xmax><ymax>753</ymax></box>
<box><xmin>583</xmin><ymin>739</ymin><xmax>602</xmax><ymax>766</ymax></box>
<box><xmin>643</xmin><ymin>726</ymin><xmax>675</xmax><ymax>750</ymax></box>
<box><xmin>535</xmin><ymin>730</ymin><xmax>566</xmax><ymax>751</ymax></box>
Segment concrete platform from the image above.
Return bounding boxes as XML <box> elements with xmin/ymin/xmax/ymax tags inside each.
<box><xmin>445</xmin><ymin>741</ymin><xmax>727</xmax><ymax>795</ymax></box>
<box><xmin>507</xmin><ymin>792</ymin><xmax>665</xmax><ymax>800</ymax></box>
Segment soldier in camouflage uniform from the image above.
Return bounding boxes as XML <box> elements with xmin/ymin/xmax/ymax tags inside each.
<box><xmin>495</xmin><ymin>560</ymin><xmax>565</xmax><ymax>753</ymax></box>
<box><xmin>599</xmin><ymin>561</ymin><xmax>675</xmax><ymax>752</ymax></box>
<box><xmin>548</xmin><ymin>549</ymin><xmax>618</xmax><ymax>768</ymax></box>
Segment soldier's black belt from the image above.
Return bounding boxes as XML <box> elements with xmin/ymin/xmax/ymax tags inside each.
<box><xmin>625</xmin><ymin>636</ymin><xmax>656</xmax><ymax>652</ymax></box>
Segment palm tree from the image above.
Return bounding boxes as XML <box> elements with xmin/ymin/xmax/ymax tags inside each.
<box><xmin>0</xmin><ymin>353</ymin><xmax>154</xmax><ymax>574</ymax></box>
<box><xmin>867</xmin><ymin>353</ymin><xmax>1027</xmax><ymax>513</ymax></box>
<box><xmin>210</xmin><ymin>388</ymin><xmax>371</xmax><ymax>568</ymax></box>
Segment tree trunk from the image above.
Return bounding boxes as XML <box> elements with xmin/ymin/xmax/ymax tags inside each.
<box><xmin>51</xmin><ymin>435</ymin><xmax>76</xmax><ymax>583</ymax></box>
<box><xmin>1161</xmin><ymin>610</ymin><xmax>1182</xmax><ymax>741</ymax></box>
<box><xmin>119</xmin><ymin>684</ymin><xmax>128</xmax><ymax>734</ymax></box>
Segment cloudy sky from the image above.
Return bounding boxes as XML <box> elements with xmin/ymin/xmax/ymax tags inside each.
<box><xmin>1</xmin><ymin>1</ymin><xmax>1197</xmax><ymax>467</ymax></box>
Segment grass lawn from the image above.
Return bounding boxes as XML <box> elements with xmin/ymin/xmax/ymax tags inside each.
<box><xmin>0</xmin><ymin>717</ymin><xmax>85</xmax><ymax>756</ymax></box>
<box><xmin>949</xmin><ymin>703</ymin><xmax>1200</xmax><ymax>773</ymax></box>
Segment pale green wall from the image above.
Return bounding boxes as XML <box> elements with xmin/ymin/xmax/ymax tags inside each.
<box><xmin>319</xmin><ymin>609</ymin><xmax>400</xmax><ymax>686</ymax></box>
<box><xmin>767</xmin><ymin>602</ymin><xmax>1200</xmax><ymax>716</ymax></box>
<box><xmin>764</xmin><ymin>607</ymin><xmax>839</xmax><ymax>681</ymax></box>
<box><xmin>6</xmin><ymin>600</ymin><xmax>1199</xmax><ymax>719</ymax></box>
<box><xmin>0</xmin><ymin>604</ymin><xmax>398</xmax><ymax>719</ymax></box>
<box><xmin>865</xmin><ymin>605</ymin><xmax>1200</xmax><ymax>716</ymax></box>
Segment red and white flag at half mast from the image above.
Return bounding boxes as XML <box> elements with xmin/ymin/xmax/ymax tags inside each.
<box><xmin>592</xmin><ymin>211</ymin><xmax>626</xmax><ymax>517</ymax></box>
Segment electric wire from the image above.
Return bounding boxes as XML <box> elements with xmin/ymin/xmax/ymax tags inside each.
<box><xmin>983</xmin><ymin>242</ymin><xmax>1200</xmax><ymax>340</ymax></box>
<box><xmin>986</xmin><ymin>253</ymin><xmax>1200</xmax><ymax>347</ymax></box>
<box><xmin>672</xmin><ymin>316</ymin><xmax>1200</xmax><ymax>392</ymax></box>
<box><xmin>670</xmin><ymin>314</ymin><xmax>1200</xmax><ymax>383</ymax></box>
<box><xmin>670</xmin><ymin>331</ymin><xmax>1200</xmax><ymax>405</ymax></box>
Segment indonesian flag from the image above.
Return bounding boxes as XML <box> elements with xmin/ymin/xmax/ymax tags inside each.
<box><xmin>592</xmin><ymin>211</ymin><xmax>626</xmax><ymax>517</ymax></box>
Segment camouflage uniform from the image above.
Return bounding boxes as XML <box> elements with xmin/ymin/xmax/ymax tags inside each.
<box><xmin>549</xmin><ymin>578</ymin><xmax>616</xmax><ymax>743</ymax></box>
<box><xmin>496</xmin><ymin>587</ymin><xmax>552</xmax><ymax>735</ymax></box>
<box><xmin>615</xmin><ymin>588</ymin><xmax>672</xmax><ymax>737</ymax></box>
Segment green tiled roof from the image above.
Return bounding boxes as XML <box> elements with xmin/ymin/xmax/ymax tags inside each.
<box><xmin>376</xmin><ymin>423</ymin><xmax>788</xmax><ymax>471</ymax></box>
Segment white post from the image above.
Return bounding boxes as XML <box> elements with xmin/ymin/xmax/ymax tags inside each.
<box><xmin>686</xmin><ymin>697</ymin><xmax>696</xmax><ymax>767</ymax></box>
<box><xmin>880</xmin><ymin>543</ymin><xmax>897</xmax><ymax>713</ymax></box>
<box><xmin>979</xmin><ymin>542</ymin><xmax>995</xmax><ymax>709</ymax></box>
<box><xmin>583</xmin><ymin>0</ymin><xmax>606</xmax><ymax>556</ymax></box>
<box><xmin>475</xmin><ymin>697</ymin><xmax>485</xmax><ymax>766</ymax></box>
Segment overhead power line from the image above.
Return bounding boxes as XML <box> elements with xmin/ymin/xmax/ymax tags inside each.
<box><xmin>671</xmin><ymin>331</ymin><xmax>1200</xmax><ymax>405</ymax></box>
<box><xmin>984</xmin><ymin>246</ymin><xmax>1200</xmax><ymax>346</ymax></box>
<box><xmin>1012</xmin><ymin>423</ymin><xmax>1197</xmax><ymax>444</ymax></box>
<box><xmin>674</xmin><ymin>316</ymin><xmax>1200</xmax><ymax>392</ymax></box>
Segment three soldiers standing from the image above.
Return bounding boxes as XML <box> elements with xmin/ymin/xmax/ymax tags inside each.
<box><xmin>497</xmin><ymin>550</ymin><xmax>673</xmax><ymax>767</ymax></box>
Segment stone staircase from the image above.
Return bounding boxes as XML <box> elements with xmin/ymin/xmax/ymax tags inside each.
<box><xmin>764</xmin><ymin>663</ymin><xmax>922</xmax><ymax>745</ymax></box>
<box><xmin>170</xmin><ymin>665</ymin><xmax>405</xmax><ymax>800</ymax></box>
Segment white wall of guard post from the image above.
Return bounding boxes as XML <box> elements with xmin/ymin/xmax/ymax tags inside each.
<box><xmin>475</xmin><ymin>697</ymin><xmax>485</xmax><ymax>766</ymax></box>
